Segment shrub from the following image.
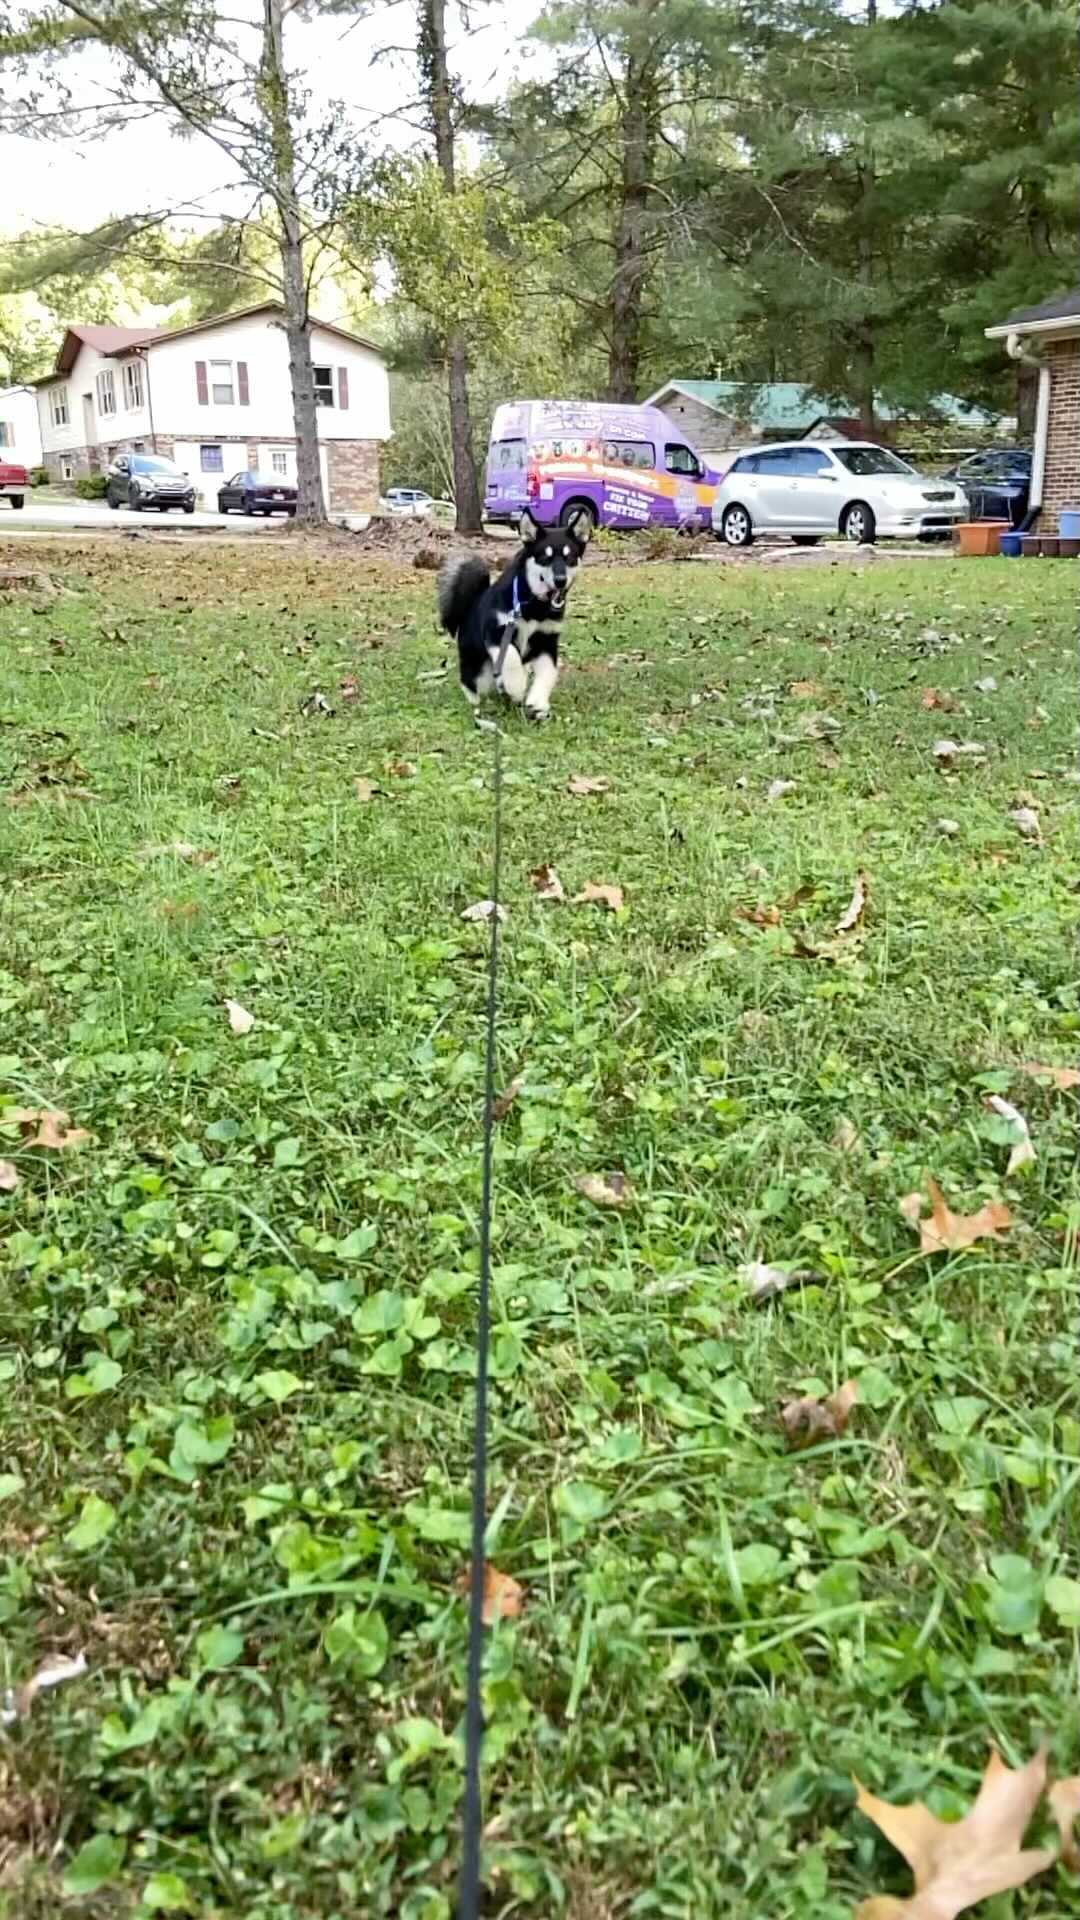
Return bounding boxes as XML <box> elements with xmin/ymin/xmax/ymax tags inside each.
<box><xmin>30</xmin><ymin>467</ymin><xmax>49</xmax><ymax>488</ymax></box>
<box><xmin>75</xmin><ymin>474</ymin><xmax>108</xmax><ymax>500</ymax></box>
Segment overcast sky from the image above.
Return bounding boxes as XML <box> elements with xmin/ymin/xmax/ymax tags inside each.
<box><xmin>0</xmin><ymin>0</ymin><xmax>542</xmax><ymax>235</ymax></box>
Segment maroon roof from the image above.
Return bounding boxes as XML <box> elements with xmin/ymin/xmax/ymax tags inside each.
<box><xmin>55</xmin><ymin>325</ymin><xmax>158</xmax><ymax>371</ymax></box>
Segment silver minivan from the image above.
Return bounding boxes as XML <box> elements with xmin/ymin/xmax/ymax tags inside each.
<box><xmin>711</xmin><ymin>440</ymin><xmax>967</xmax><ymax>546</ymax></box>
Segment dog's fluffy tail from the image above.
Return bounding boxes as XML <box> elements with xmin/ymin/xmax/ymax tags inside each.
<box><xmin>437</xmin><ymin>553</ymin><xmax>490</xmax><ymax>636</ymax></box>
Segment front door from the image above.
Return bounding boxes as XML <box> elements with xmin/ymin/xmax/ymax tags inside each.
<box><xmin>82</xmin><ymin>394</ymin><xmax>98</xmax><ymax>471</ymax></box>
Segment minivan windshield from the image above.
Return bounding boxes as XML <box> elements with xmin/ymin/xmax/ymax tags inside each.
<box><xmin>831</xmin><ymin>445</ymin><xmax>915</xmax><ymax>477</ymax></box>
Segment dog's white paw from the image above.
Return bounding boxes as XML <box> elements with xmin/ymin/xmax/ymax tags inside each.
<box><xmin>525</xmin><ymin>703</ymin><xmax>551</xmax><ymax>724</ymax></box>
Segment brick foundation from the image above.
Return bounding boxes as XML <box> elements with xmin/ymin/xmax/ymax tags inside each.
<box><xmin>1040</xmin><ymin>338</ymin><xmax>1080</xmax><ymax>532</ymax></box>
<box><xmin>327</xmin><ymin>439</ymin><xmax>381</xmax><ymax>516</ymax></box>
<box><xmin>43</xmin><ymin>446</ymin><xmax>93</xmax><ymax>482</ymax></box>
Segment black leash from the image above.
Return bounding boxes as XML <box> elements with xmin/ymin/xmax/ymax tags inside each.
<box><xmin>458</xmin><ymin>720</ymin><xmax>504</xmax><ymax>1920</ymax></box>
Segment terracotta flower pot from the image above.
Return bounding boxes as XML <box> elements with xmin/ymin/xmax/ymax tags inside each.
<box><xmin>952</xmin><ymin>520</ymin><xmax>1011</xmax><ymax>557</ymax></box>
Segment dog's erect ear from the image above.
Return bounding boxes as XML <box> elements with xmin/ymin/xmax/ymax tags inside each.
<box><xmin>518</xmin><ymin>508</ymin><xmax>541</xmax><ymax>542</ymax></box>
<box><xmin>565</xmin><ymin>508</ymin><xmax>593</xmax><ymax>545</ymax></box>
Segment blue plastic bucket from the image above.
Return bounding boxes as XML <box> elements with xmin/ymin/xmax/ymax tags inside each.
<box><xmin>999</xmin><ymin>531</ymin><xmax>1023</xmax><ymax>558</ymax></box>
<box><xmin>1059</xmin><ymin>509</ymin><xmax>1080</xmax><ymax>540</ymax></box>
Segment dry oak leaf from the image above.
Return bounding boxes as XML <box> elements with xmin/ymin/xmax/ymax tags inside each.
<box><xmin>1008</xmin><ymin>805</ymin><xmax>1041</xmax><ymax>840</ymax></box>
<box><xmin>790</xmin><ymin>678</ymin><xmax>826</xmax><ymax>698</ymax></box>
<box><xmin>836</xmin><ymin>870</ymin><xmax>869</xmax><ymax>934</ymax></box>
<box><xmin>0</xmin><ymin>1159</ymin><xmax>20</xmax><ymax>1192</ymax></box>
<box><xmin>735</xmin><ymin>902</ymin><xmax>781</xmax><ymax>928</ymax></box>
<box><xmin>1</xmin><ymin>1650</ymin><xmax>88</xmax><ymax>1726</ymax></box>
<box><xmin>354</xmin><ymin>777</ymin><xmax>380</xmax><ymax>802</ymax></box>
<box><xmin>1019</xmin><ymin>1061</ymin><xmax>1080</xmax><ymax>1091</ymax></box>
<box><xmin>567</xmin><ymin>774</ymin><xmax>610</xmax><ymax>796</ymax></box>
<box><xmin>921</xmin><ymin>688</ymin><xmax>954</xmax><ymax>711</ymax></box>
<box><xmin>780</xmin><ymin>1379</ymin><xmax>857</xmax><ymax>1448</ymax></box>
<box><xmin>739</xmin><ymin>1262</ymin><xmax>823</xmax><ymax>1304</ymax></box>
<box><xmin>492</xmin><ymin>1077</ymin><xmax>523</xmax><ymax>1121</ymax></box>
<box><xmin>900</xmin><ymin>1178</ymin><xmax>1010</xmax><ymax>1254</ymax></box>
<box><xmin>1048</xmin><ymin>1775</ymin><xmax>1080</xmax><ymax>1871</ymax></box>
<box><xmin>530</xmin><ymin>863</ymin><xmax>565</xmax><ymax>902</ymax></box>
<box><xmin>573</xmin><ymin>883</ymin><xmax>624</xmax><ymax>912</ymax></box>
<box><xmin>224</xmin><ymin>998</ymin><xmax>256</xmax><ymax>1036</ymax></box>
<box><xmin>575</xmin><ymin>1171</ymin><xmax>635</xmax><ymax>1208</ymax></box>
<box><xmin>458</xmin><ymin>1562</ymin><xmax>525</xmax><ymax>1626</ymax></box>
<box><xmin>339</xmin><ymin>675</ymin><xmax>360</xmax><ymax>700</ymax></box>
<box><xmin>461</xmin><ymin>899</ymin><xmax>507</xmax><ymax>923</ymax></box>
<box><xmin>2</xmin><ymin>1108</ymin><xmax>91</xmax><ymax>1150</ymax></box>
<box><xmin>854</xmin><ymin>1744</ymin><xmax>1057</xmax><ymax>1920</ymax></box>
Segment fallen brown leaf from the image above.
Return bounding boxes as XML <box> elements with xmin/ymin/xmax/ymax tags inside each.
<box><xmin>224</xmin><ymin>998</ymin><xmax>256</xmax><ymax>1036</ymax></box>
<box><xmin>2</xmin><ymin>1108</ymin><xmax>91</xmax><ymax>1150</ymax></box>
<box><xmin>339</xmin><ymin>675</ymin><xmax>360</xmax><ymax>700</ymax></box>
<box><xmin>575</xmin><ymin>1171</ymin><xmax>635</xmax><ymax>1208</ymax></box>
<box><xmin>836</xmin><ymin>871</ymin><xmax>869</xmax><ymax>934</ymax></box>
<box><xmin>790</xmin><ymin>678</ymin><xmax>826</xmax><ymax>698</ymax></box>
<box><xmin>920</xmin><ymin>687</ymin><xmax>954</xmax><ymax>711</ymax></box>
<box><xmin>389</xmin><ymin>759</ymin><xmax>417</xmax><ymax>778</ymax></box>
<box><xmin>985</xmin><ymin>1095</ymin><xmax>1036</xmax><ymax>1175</ymax></box>
<box><xmin>901</xmin><ymin>1178</ymin><xmax>1010</xmax><ymax>1254</ymax></box>
<box><xmin>1019</xmin><ymin>1061</ymin><xmax>1080</xmax><ymax>1091</ymax></box>
<box><xmin>354</xmin><ymin>777</ymin><xmax>380</xmax><ymax>802</ymax></box>
<box><xmin>854</xmin><ymin>1745</ymin><xmax>1057</xmax><ymax>1920</ymax></box>
<box><xmin>1048</xmin><ymin>1775</ymin><xmax>1080</xmax><ymax>1871</ymax></box>
<box><xmin>573</xmin><ymin>883</ymin><xmax>624</xmax><ymax>912</ymax></box>
<box><xmin>492</xmin><ymin>1077</ymin><xmax>523</xmax><ymax>1121</ymax></box>
<box><xmin>530</xmin><ymin>863</ymin><xmax>565</xmax><ymax>902</ymax></box>
<box><xmin>766</xmin><ymin>778</ymin><xmax>796</xmax><ymax>803</ymax></box>
<box><xmin>831</xmin><ymin>1117</ymin><xmax>861</xmax><ymax>1154</ymax></box>
<box><xmin>734</xmin><ymin>902</ymin><xmax>780</xmax><ymax>928</ymax></box>
<box><xmin>780</xmin><ymin>1379</ymin><xmax>857</xmax><ymax>1448</ymax></box>
<box><xmin>567</xmin><ymin>775</ymin><xmax>610</xmax><ymax>796</ymax></box>
<box><xmin>458</xmin><ymin>1562</ymin><xmax>525</xmax><ymax>1625</ymax></box>
<box><xmin>1008</xmin><ymin>804</ymin><xmax>1041</xmax><ymax>840</ymax></box>
<box><xmin>160</xmin><ymin>898</ymin><xmax>200</xmax><ymax>922</ymax></box>
<box><xmin>0</xmin><ymin>1159</ymin><xmax>20</xmax><ymax>1192</ymax></box>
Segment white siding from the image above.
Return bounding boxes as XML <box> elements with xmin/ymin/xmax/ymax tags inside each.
<box><xmin>37</xmin><ymin>340</ymin><xmax>153</xmax><ymax>456</ymax></box>
<box><xmin>0</xmin><ymin>387</ymin><xmax>43</xmax><ymax>466</ymax></box>
<box><xmin>147</xmin><ymin>312</ymin><xmax>390</xmax><ymax>443</ymax></box>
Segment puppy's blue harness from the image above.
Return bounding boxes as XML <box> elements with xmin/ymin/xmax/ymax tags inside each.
<box><xmin>493</xmin><ymin>573</ymin><xmax>523</xmax><ymax>681</ymax></box>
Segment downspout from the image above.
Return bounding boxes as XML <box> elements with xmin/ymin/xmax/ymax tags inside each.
<box><xmin>1005</xmin><ymin>330</ymin><xmax>1048</xmax><ymax>524</ymax></box>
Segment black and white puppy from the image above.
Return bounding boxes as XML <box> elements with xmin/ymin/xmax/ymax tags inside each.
<box><xmin>436</xmin><ymin>507</ymin><xmax>591</xmax><ymax>722</ymax></box>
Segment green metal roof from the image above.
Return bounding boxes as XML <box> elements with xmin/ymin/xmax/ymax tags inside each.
<box><xmin>651</xmin><ymin>380</ymin><xmax>996</xmax><ymax>429</ymax></box>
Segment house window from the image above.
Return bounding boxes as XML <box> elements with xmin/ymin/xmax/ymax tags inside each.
<box><xmin>96</xmin><ymin>370</ymin><xmax>116</xmax><ymax>416</ymax></box>
<box><xmin>210</xmin><ymin>359</ymin><xmax>234</xmax><ymax>405</ymax></box>
<box><xmin>60</xmin><ymin>458</ymin><xmax>73</xmax><ymax>480</ymax></box>
<box><xmin>200</xmin><ymin>444</ymin><xmax>224</xmax><ymax>473</ymax></box>
<box><xmin>271</xmin><ymin>449</ymin><xmax>289</xmax><ymax>475</ymax></box>
<box><xmin>313</xmin><ymin>365</ymin><xmax>334</xmax><ymax>408</ymax></box>
<box><xmin>123</xmin><ymin>360</ymin><xmax>144</xmax><ymax>410</ymax></box>
<box><xmin>50</xmin><ymin>386</ymin><xmax>70</xmax><ymax>428</ymax></box>
<box><xmin>0</xmin><ymin>421</ymin><xmax>11</xmax><ymax>447</ymax></box>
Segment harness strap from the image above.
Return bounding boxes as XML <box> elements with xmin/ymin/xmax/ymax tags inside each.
<box><xmin>494</xmin><ymin>573</ymin><xmax>522</xmax><ymax>680</ymax></box>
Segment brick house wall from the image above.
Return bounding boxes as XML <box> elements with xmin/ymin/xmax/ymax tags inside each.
<box><xmin>1040</xmin><ymin>338</ymin><xmax>1080</xmax><ymax>531</ymax></box>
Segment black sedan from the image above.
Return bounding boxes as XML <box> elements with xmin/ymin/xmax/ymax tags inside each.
<box><xmin>106</xmin><ymin>453</ymin><xmax>196</xmax><ymax>513</ymax></box>
<box><xmin>943</xmin><ymin>447</ymin><xmax>1032</xmax><ymax>526</ymax></box>
<box><xmin>218</xmin><ymin>470</ymin><xmax>297</xmax><ymax>516</ymax></box>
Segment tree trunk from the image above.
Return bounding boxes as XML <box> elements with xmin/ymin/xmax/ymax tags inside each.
<box><xmin>420</xmin><ymin>0</ymin><xmax>483</xmax><ymax>532</ymax></box>
<box><xmin>260</xmin><ymin>0</ymin><xmax>325</xmax><ymax>525</ymax></box>
<box><xmin>854</xmin><ymin>160</ymin><xmax>876</xmax><ymax>436</ymax></box>
<box><xmin>606</xmin><ymin>23</ymin><xmax>657</xmax><ymax>402</ymax></box>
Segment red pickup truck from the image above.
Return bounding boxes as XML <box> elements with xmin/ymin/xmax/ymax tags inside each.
<box><xmin>0</xmin><ymin>460</ymin><xmax>28</xmax><ymax>509</ymax></box>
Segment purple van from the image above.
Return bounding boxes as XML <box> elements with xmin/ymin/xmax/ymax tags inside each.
<box><xmin>484</xmin><ymin>399</ymin><xmax>722</xmax><ymax>532</ymax></box>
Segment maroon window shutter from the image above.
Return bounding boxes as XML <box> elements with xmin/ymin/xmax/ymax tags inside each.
<box><xmin>195</xmin><ymin>360</ymin><xmax>209</xmax><ymax>405</ymax></box>
<box><xmin>237</xmin><ymin>361</ymin><xmax>250</xmax><ymax>406</ymax></box>
<box><xmin>337</xmin><ymin>365</ymin><xmax>349</xmax><ymax>411</ymax></box>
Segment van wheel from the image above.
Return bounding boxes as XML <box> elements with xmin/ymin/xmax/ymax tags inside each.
<box><xmin>841</xmin><ymin>501</ymin><xmax>876</xmax><ymax>544</ymax></box>
<box><xmin>560</xmin><ymin>498</ymin><xmax>597</xmax><ymax>534</ymax></box>
<box><xmin>721</xmin><ymin>504</ymin><xmax>753</xmax><ymax>547</ymax></box>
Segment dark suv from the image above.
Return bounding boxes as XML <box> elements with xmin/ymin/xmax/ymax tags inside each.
<box><xmin>943</xmin><ymin>448</ymin><xmax>1032</xmax><ymax>526</ymax></box>
<box><xmin>106</xmin><ymin>453</ymin><xmax>196</xmax><ymax>513</ymax></box>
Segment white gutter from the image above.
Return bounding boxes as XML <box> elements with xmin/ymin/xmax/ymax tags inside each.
<box><xmin>1003</xmin><ymin>332</ymin><xmax>1049</xmax><ymax>511</ymax></box>
<box><xmin>985</xmin><ymin>314</ymin><xmax>1080</xmax><ymax>341</ymax></box>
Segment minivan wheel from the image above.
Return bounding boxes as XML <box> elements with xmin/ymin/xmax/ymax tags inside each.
<box><xmin>841</xmin><ymin>501</ymin><xmax>876</xmax><ymax>544</ymax></box>
<box><xmin>559</xmin><ymin>497</ymin><xmax>597</xmax><ymax>534</ymax></box>
<box><xmin>721</xmin><ymin>504</ymin><xmax>753</xmax><ymax>548</ymax></box>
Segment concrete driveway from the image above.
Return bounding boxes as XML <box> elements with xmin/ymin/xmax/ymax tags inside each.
<box><xmin>0</xmin><ymin>499</ymin><xmax>275</xmax><ymax>534</ymax></box>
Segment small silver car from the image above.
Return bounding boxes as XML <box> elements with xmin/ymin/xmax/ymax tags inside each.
<box><xmin>711</xmin><ymin>440</ymin><xmax>968</xmax><ymax>546</ymax></box>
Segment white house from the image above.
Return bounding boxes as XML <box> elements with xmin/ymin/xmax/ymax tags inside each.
<box><xmin>30</xmin><ymin>302</ymin><xmax>390</xmax><ymax>513</ymax></box>
<box><xmin>0</xmin><ymin>384</ymin><xmax>44</xmax><ymax>468</ymax></box>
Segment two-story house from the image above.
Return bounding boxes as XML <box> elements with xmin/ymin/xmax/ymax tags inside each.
<box><xmin>30</xmin><ymin>302</ymin><xmax>390</xmax><ymax>514</ymax></box>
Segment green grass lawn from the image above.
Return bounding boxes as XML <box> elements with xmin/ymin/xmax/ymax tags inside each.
<box><xmin>1</xmin><ymin>538</ymin><xmax>1078</xmax><ymax>1920</ymax></box>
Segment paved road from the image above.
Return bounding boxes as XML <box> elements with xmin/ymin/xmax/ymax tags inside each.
<box><xmin>1</xmin><ymin>500</ymin><xmax>278</xmax><ymax>534</ymax></box>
